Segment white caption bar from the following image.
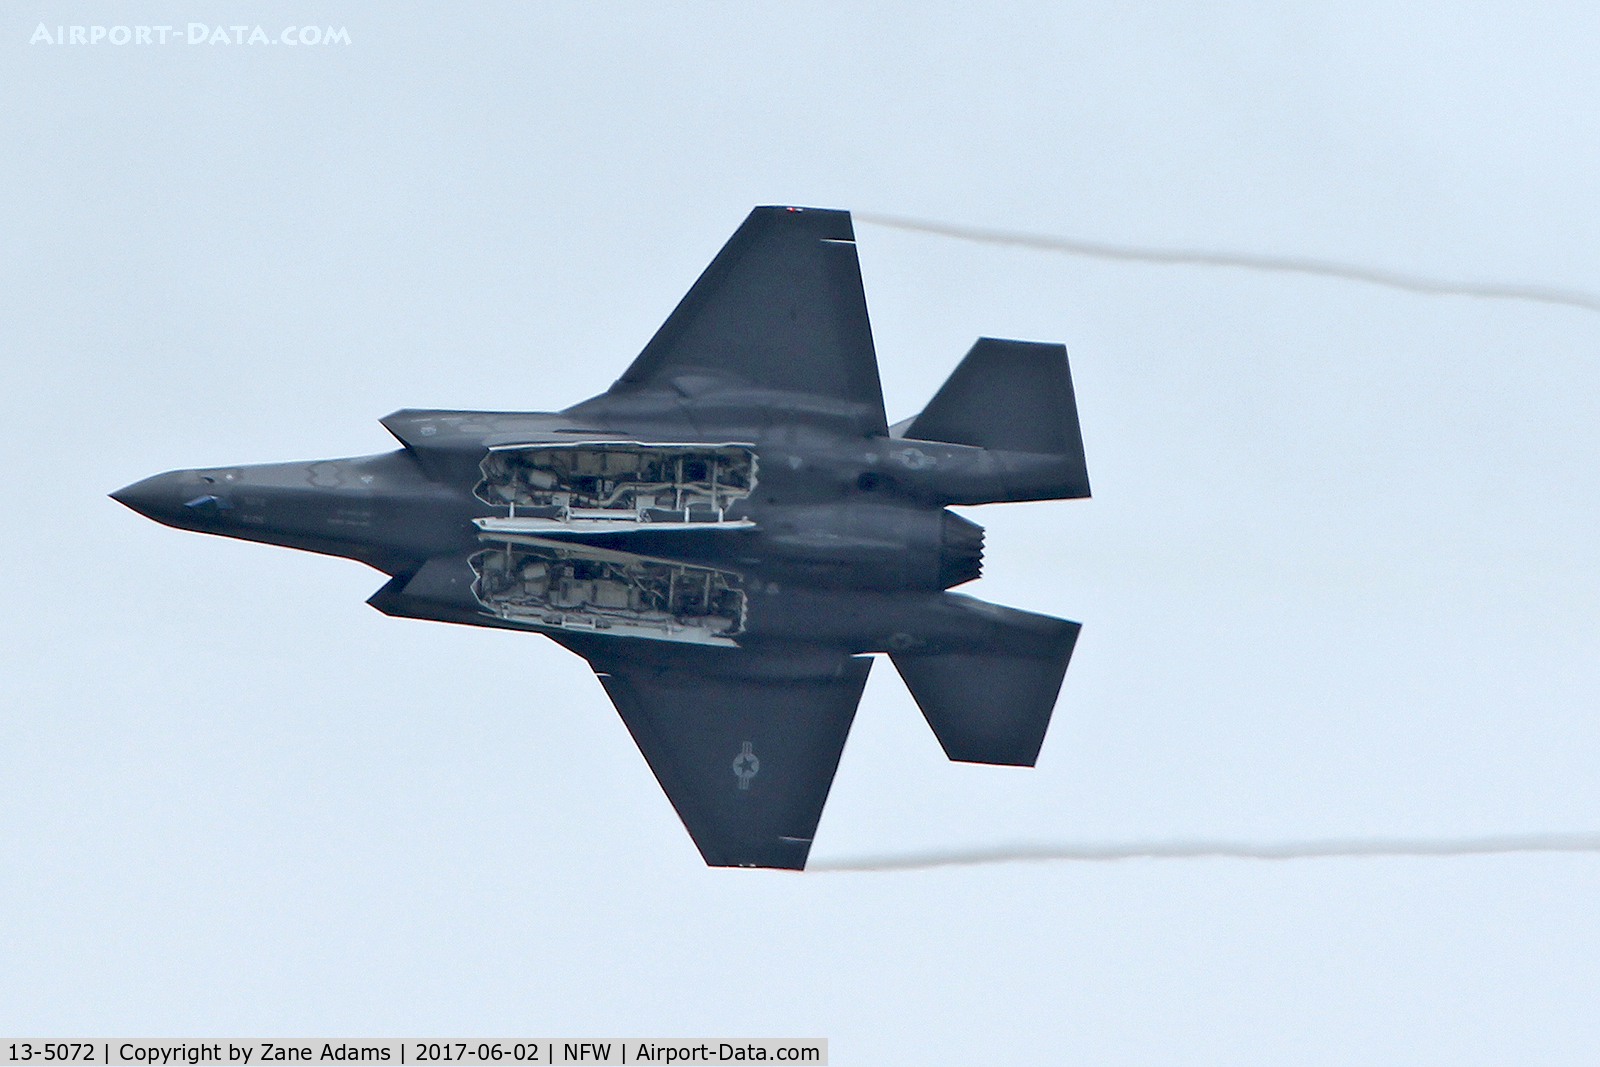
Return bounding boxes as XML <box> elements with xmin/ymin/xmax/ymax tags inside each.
<box><xmin>1</xmin><ymin>1044</ymin><xmax>826</xmax><ymax>1067</ymax></box>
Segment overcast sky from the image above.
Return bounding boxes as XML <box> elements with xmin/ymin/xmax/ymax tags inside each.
<box><xmin>3</xmin><ymin>3</ymin><xmax>1598</xmax><ymax>1063</ymax></box>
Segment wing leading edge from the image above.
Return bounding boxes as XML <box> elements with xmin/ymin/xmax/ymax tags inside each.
<box><xmin>591</xmin><ymin>651</ymin><xmax>871</xmax><ymax>869</ymax></box>
<box><xmin>611</xmin><ymin>206</ymin><xmax>888</xmax><ymax>434</ymax></box>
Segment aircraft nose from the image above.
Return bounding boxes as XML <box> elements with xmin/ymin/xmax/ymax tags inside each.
<box><xmin>110</xmin><ymin>471</ymin><xmax>200</xmax><ymax>525</ymax></box>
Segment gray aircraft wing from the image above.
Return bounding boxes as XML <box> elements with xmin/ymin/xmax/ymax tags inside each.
<box><xmin>588</xmin><ymin>649</ymin><xmax>871</xmax><ymax>869</ymax></box>
<box><xmin>610</xmin><ymin>206</ymin><xmax>889</xmax><ymax>434</ymax></box>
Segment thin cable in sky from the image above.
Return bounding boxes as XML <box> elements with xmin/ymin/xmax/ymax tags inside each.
<box><xmin>855</xmin><ymin>212</ymin><xmax>1600</xmax><ymax>315</ymax></box>
<box><xmin>809</xmin><ymin>833</ymin><xmax>1600</xmax><ymax>872</ymax></box>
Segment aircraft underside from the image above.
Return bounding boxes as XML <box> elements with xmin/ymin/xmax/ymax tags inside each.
<box><xmin>113</xmin><ymin>205</ymin><xmax>1091</xmax><ymax>869</ymax></box>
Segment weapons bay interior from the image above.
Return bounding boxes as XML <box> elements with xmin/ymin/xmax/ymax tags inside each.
<box><xmin>476</xmin><ymin>443</ymin><xmax>757</xmax><ymax>521</ymax></box>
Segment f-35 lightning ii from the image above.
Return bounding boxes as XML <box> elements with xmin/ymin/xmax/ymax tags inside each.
<box><xmin>112</xmin><ymin>206</ymin><xmax>1091</xmax><ymax>869</ymax></box>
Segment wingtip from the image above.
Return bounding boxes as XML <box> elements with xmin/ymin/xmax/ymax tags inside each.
<box><xmin>749</xmin><ymin>204</ymin><xmax>855</xmax><ymax>240</ymax></box>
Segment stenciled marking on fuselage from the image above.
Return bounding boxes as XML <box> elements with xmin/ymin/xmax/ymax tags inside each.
<box><xmin>892</xmin><ymin>446</ymin><xmax>936</xmax><ymax>470</ymax></box>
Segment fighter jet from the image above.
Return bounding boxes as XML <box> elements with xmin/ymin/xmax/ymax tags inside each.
<box><xmin>112</xmin><ymin>206</ymin><xmax>1091</xmax><ymax>869</ymax></box>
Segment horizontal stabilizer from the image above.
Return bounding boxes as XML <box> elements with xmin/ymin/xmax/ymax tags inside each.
<box><xmin>904</xmin><ymin>338</ymin><xmax>1090</xmax><ymax>495</ymax></box>
<box><xmin>892</xmin><ymin>614</ymin><xmax>1079</xmax><ymax>766</ymax></box>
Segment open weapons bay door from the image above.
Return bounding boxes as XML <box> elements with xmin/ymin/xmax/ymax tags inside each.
<box><xmin>470</xmin><ymin>536</ymin><xmax>748</xmax><ymax>646</ymax></box>
<box><xmin>474</xmin><ymin>441</ymin><xmax>758</xmax><ymax>535</ymax></box>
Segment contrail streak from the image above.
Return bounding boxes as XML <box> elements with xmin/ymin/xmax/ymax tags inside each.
<box><xmin>809</xmin><ymin>833</ymin><xmax>1600</xmax><ymax>872</ymax></box>
<box><xmin>854</xmin><ymin>212</ymin><xmax>1600</xmax><ymax>315</ymax></box>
